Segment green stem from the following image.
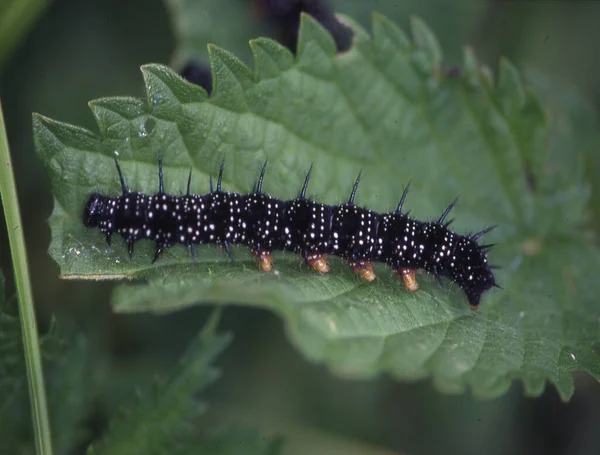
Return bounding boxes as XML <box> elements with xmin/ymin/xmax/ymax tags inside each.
<box><xmin>0</xmin><ymin>100</ymin><xmax>53</xmax><ymax>453</ymax></box>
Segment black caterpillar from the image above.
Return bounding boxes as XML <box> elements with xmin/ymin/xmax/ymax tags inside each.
<box><xmin>83</xmin><ymin>155</ymin><xmax>498</xmax><ymax>309</ymax></box>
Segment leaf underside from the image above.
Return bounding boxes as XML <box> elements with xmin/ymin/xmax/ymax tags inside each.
<box><xmin>33</xmin><ymin>13</ymin><xmax>600</xmax><ymax>400</ymax></box>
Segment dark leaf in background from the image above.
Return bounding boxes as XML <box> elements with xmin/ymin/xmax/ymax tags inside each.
<box><xmin>180</xmin><ymin>60</ymin><xmax>213</xmax><ymax>93</ymax></box>
<box><xmin>178</xmin><ymin>0</ymin><xmax>352</xmax><ymax>93</ymax></box>
<box><xmin>253</xmin><ymin>0</ymin><xmax>353</xmax><ymax>52</ymax></box>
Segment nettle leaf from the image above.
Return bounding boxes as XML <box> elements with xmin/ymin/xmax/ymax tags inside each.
<box><xmin>33</xmin><ymin>14</ymin><xmax>600</xmax><ymax>400</ymax></box>
<box><xmin>0</xmin><ymin>273</ymin><xmax>60</xmax><ymax>417</ymax></box>
<box><xmin>89</xmin><ymin>329</ymin><xmax>231</xmax><ymax>455</ymax></box>
<box><xmin>48</xmin><ymin>333</ymin><xmax>95</xmax><ymax>455</ymax></box>
<box><xmin>0</xmin><ymin>273</ymin><xmax>62</xmax><ymax>453</ymax></box>
<box><xmin>0</xmin><ymin>273</ymin><xmax>24</xmax><ymax>417</ymax></box>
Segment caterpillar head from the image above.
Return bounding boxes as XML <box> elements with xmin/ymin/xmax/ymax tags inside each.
<box><xmin>83</xmin><ymin>193</ymin><xmax>106</xmax><ymax>227</ymax></box>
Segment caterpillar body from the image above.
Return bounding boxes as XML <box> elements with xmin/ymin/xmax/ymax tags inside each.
<box><xmin>83</xmin><ymin>155</ymin><xmax>498</xmax><ymax>308</ymax></box>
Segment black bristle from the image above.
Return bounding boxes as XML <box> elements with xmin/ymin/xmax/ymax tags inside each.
<box><xmin>396</xmin><ymin>181</ymin><xmax>411</xmax><ymax>214</ymax></box>
<box><xmin>472</xmin><ymin>225</ymin><xmax>497</xmax><ymax>241</ymax></box>
<box><xmin>186</xmin><ymin>168</ymin><xmax>193</xmax><ymax>195</ymax></box>
<box><xmin>114</xmin><ymin>157</ymin><xmax>128</xmax><ymax>194</ymax></box>
<box><xmin>299</xmin><ymin>163</ymin><xmax>313</xmax><ymax>199</ymax></box>
<box><xmin>127</xmin><ymin>239</ymin><xmax>134</xmax><ymax>259</ymax></box>
<box><xmin>216</xmin><ymin>156</ymin><xmax>225</xmax><ymax>192</ymax></box>
<box><xmin>438</xmin><ymin>197</ymin><xmax>458</xmax><ymax>224</ymax></box>
<box><xmin>224</xmin><ymin>241</ymin><xmax>235</xmax><ymax>263</ymax></box>
<box><xmin>256</xmin><ymin>159</ymin><xmax>268</xmax><ymax>194</ymax></box>
<box><xmin>158</xmin><ymin>153</ymin><xmax>164</xmax><ymax>194</ymax></box>
<box><xmin>348</xmin><ymin>171</ymin><xmax>362</xmax><ymax>205</ymax></box>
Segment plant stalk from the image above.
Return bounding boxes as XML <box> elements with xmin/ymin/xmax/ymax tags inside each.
<box><xmin>0</xmin><ymin>99</ymin><xmax>53</xmax><ymax>454</ymax></box>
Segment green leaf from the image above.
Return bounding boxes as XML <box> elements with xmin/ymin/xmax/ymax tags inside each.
<box><xmin>0</xmin><ymin>275</ymin><xmax>61</xmax><ymax>414</ymax></box>
<box><xmin>0</xmin><ymin>272</ymin><xmax>26</xmax><ymax>419</ymax></box>
<box><xmin>47</xmin><ymin>333</ymin><xmax>95</xmax><ymax>454</ymax></box>
<box><xmin>0</xmin><ymin>272</ymin><xmax>61</xmax><ymax>452</ymax></box>
<box><xmin>88</xmin><ymin>329</ymin><xmax>231</xmax><ymax>455</ymax></box>
<box><xmin>0</xmin><ymin>275</ymin><xmax>27</xmax><ymax>453</ymax></box>
<box><xmin>33</xmin><ymin>14</ymin><xmax>600</xmax><ymax>400</ymax></box>
<box><xmin>524</xmin><ymin>67</ymin><xmax>600</xmax><ymax>232</ymax></box>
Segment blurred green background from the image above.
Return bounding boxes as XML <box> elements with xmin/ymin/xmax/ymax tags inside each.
<box><xmin>1</xmin><ymin>1</ymin><xmax>600</xmax><ymax>454</ymax></box>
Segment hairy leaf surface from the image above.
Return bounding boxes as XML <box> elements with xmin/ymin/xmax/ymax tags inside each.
<box><xmin>33</xmin><ymin>14</ymin><xmax>600</xmax><ymax>399</ymax></box>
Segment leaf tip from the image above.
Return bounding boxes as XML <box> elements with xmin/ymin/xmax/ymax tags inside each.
<box><xmin>207</xmin><ymin>44</ymin><xmax>254</xmax><ymax>109</ymax></box>
<box><xmin>410</xmin><ymin>15</ymin><xmax>443</xmax><ymax>67</ymax></box>
<box><xmin>371</xmin><ymin>11</ymin><xmax>410</xmax><ymax>51</ymax></box>
<box><xmin>141</xmin><ymin>63</ymin><xmax>208</xmax><ymax>106</ymax></box>
<box><xmin>250</xmin><ymin>37</ymin><xmax>294</xmax><ymax>79</ymax></box>
<box><xmin>32</xmin><ymin>112</ymin><xmax>52</xmax><ymax>129</ymax></box>
<box><xmin>296</xmin><ymin>11</ymin><xmax>338</xmax><ymax>62</ymax></box>
<box><xmin>497</xmin><ymin>56</ymin><xmax>527</xmax><ymax>112</ymax></box>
